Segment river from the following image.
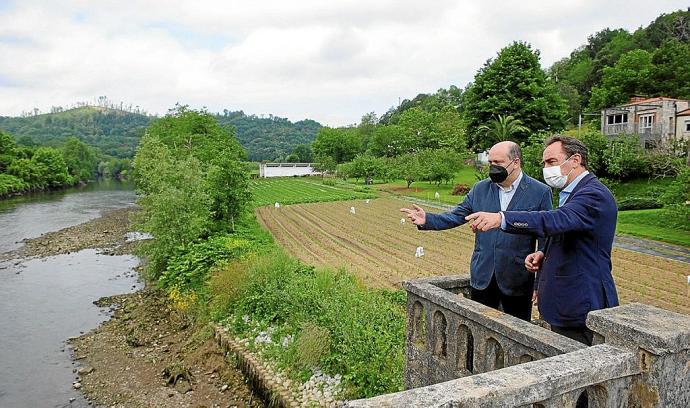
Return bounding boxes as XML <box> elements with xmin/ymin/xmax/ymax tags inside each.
<box><xmin>0</xmin><ymin>180</ymin><xmax>142</xmax><ymax>408</ymax></box>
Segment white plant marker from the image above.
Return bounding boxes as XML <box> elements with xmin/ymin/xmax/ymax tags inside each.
<box><xmin>434</xmin><ymin>192</ymin><xmax>440</xmax><ymax>200</ymax></box>
<box><xmin>350</xmin><ymin>206</ymin><xmax>356</xmax><ymax>215</ymax></box>
<box><xmin>400</xmin><ymin>218</ymin><xmax>406</xmax><ymax>225</ymax></box>
<box><xmin>365</xmin><ymin>199</ymin><xmax>370</xmax><ymax>204</ymax></box>
<box><xmin>687</xmin><ymin>275</ymin><xmax>690</xmax><ymax>285</ymax></box>
<box><xmin>415</xmin><ymin>246</ymin><xmax>425</xmax><ymax>258</ymax></box>
<box><xmin>274</xmin><ymin>202</ymin><xmax>280</xmax><ymax>209</ymax></box>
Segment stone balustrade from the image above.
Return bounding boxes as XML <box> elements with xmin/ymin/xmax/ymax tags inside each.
<box><xmin>347</xmin><ymin>275</ymin><xmax>690</xmax><ymax>407</ymax></box>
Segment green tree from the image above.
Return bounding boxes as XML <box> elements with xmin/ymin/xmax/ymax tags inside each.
<box><xmin>477</xmin><ymin>115</ymin><xmax>530</xmax><ymax>145</ymax></box>
<box><xmin>290</xmin><ymin>144</ymin><xmax>313</xmax><ymax>162</ymax></box>
<box><xmin>311</xmin><ymin>127</ymin><xmax>362</xmax><ymax>164</ymax></box>
<box><xmin>588</xmin><ymin>49</ymin><xmax>654</xmax><ymax>111</ymax></box>
<box><xmin>394</xmin><ymin>153</ymin><xmax>423</xmax><ymax>188</ymax></box>
<box><xmin>133</xmin><ymin>106</ymin><xmax>251</xmax><ymax>277</ymax></box>
<box><xmin>417</xmin><ymin>148</ymin><xmax>464</xmax><ymax>185</ymax></box>
<box><xmin>368</xmin><ymin>125</ymin><xmax>410</xmax><ymax>157</ymax></box>
<box><xmin>30</xmin><ymin>147</ymin><xmax>72</xmax><ymax>188</ymax></box>
<box><xmin>206</xmin><ymin>157</ymin><xmax>252</xmax><ymax>231</ymax></box>
<box><xmin>649</xmin><ymin>39</ymin><xmax>690</xmax><ymax>99</ymax></box>
<box><xmin>0</xmin><ymin>130</ymin><xmax>17</xmax><ymax>172</ymax></box>
<box><xmin>61</xmin><ymin>136</ymin><xmax>97</xmax><ymax>182</ymax></box>
<box><xmin>464</xmin><ymin>42</ymin><xmax>567</xmax><ymax>151</ymax></box>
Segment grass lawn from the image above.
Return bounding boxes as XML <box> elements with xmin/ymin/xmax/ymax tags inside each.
<box><xmin>617</xmin><ymin>208</ymin><xmax>690</xmax><ymax>247</ymax></box>
<box><xmin>362</xmin><ymin>166</ymin><xmax>478</xmax><ymax>205</ymax></box>
<box><xmin>610</xmin><ymin>177</ymin><xmax>674</xmax><ymax>200</ymax></box>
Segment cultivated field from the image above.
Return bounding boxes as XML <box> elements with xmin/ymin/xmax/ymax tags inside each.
<box><xmin>257</xmin><ymin>197</ymin><xmax>690</xmax><ymax>315</ymax></box>
<box><xmin>249</xmin><ymin>178</ymin><xmax>374</xmax><ymax>207</ymax></box>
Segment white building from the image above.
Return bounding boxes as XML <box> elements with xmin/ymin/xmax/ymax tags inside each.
<box><xmin>259</xmin><ymin>163</ymin><xmax>319</xmax><ymax>178</ymax></box>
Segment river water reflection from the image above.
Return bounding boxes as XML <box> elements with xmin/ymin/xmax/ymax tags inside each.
<box><xmin>0</xmin><ymin>181</ymin><xmax>142</xmax><ymax>408</ymax></box>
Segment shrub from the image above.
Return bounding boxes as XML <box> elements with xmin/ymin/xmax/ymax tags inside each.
<box><xmin>616</xmin><ymin>197</ymin><xmax>663</xmax><ymax>211</ymax></box>
<box><xmin>222</xmin><ymin>250</ymin><xmax>405</xmax><ymax>398</ymax></box>
<box><xmin>0</xmin><ymin>173</ymin><xmax>27</xmax><ymax>196</ymax></box>
<box><xmin>451</xmin><ymin>184</ymin><xmax>470</xmax><ymax>195</ymax></box>
<box><xmin>660</xmin><ymin>166</ymin><xmax>690</xmax><ymax>205</ymax></box>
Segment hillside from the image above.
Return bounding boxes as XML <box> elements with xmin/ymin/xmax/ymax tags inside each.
<box><xmin>0</xmin><ymin>107</ymin><xmax>151</xmax><ymax>158</ymax></box>
<box><xmin>215</xmin><ymin>111</ymin><xmax>321</xmax><ymax>161</ymax></box>
<box><xmin>0</xmin><ymin>106</ymin><xmax>321</xmax><ymax>161</ymax></box>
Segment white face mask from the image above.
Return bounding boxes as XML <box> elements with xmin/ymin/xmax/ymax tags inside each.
<box><xmin>542</xmin><ymin>156</ymin><xmax>574</xmax><ymax>189</ymax></box>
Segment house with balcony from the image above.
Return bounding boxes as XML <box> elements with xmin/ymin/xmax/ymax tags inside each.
<box><xmin>601</xmin><ymin>96</ymin><xmax>690</xmax><ymax>148</ymax></box>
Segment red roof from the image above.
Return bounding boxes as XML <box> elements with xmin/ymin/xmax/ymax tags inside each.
<box><xmin>677</xmin><ymin>108</ymin><xmax>690</xmax><ymax>117</ymax></box>
<box><xmin>621</xmin><ymin>96</ymin><xmax>689</xmax><ymax>106</ymax></box>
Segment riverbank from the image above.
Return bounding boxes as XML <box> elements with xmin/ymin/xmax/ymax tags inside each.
<box><xmin>3</xmin><ymin>207</ymin><xmax>261</xmax><ymax>407</ymax></box>
<box><xmin>1</xmin><ymin>207</ymin><xmax>138</xmax><ymax>261</ymax></box>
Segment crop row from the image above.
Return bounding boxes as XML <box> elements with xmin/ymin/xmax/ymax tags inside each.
<box><xmin>249</xmin><ymin>178</ymin><xmax>374</xmax><ymax>207</ymax></box>
<box><xmin>257</xmin><ymin>197</ymin><xmax>690</xmax><ymax>315</ymax></box>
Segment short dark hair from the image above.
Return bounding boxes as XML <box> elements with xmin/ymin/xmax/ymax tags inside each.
<box><xmin>507</xmin><ymin>142</ymin><xmax>522</xmax><ymax>162</ymax></box>
<box><xmin>545</xmin><ymin>135</ymin><xmax>588</xmax><ymax>168</ymax></box>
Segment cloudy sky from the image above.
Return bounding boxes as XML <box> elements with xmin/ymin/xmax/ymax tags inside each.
<box><xmin>0</xmin><ymin>1</ymin><xmax>686</xmax><ymax>126</ymax></box>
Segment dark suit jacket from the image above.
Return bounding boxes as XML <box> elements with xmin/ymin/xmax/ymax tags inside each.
<box><xmin>502</xmin><ymin>173</ymin><xmax>619</xmax><ymax>327</ymax></box>
<box><xmin>420</xmin><ymin>174</ymin><xmax>552</xmax><ymax>296</ymax></box>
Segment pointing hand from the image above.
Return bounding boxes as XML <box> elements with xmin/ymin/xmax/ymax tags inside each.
<box><xmin>400</xmin><ymin>204</ymin><xmax>426</xmax><ymax>226</ymax></box>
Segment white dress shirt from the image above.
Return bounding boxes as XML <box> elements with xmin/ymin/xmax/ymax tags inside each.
<box><xmin>497</xmin><ymin>171</ymin><xmax>523</xmax><ymax>211</ymax></box>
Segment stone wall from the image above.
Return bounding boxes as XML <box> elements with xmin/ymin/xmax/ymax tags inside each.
<box><xmin>347</xmin><ymin>275</ymin><xmax>690</xmax><ymax>407</ymax></box>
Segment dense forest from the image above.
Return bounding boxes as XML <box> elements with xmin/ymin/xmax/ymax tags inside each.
<box><xmin>312</xmin><ymin>9</ymin><xmax>689</xmax><ymax>188</ymax></box>
<box><xmin>214</xmin><ymin>110</ymin><xmax>321</xmax><ymax>161</ymax></box>
<box><xmin>380</xmin><ymin>9</ymin><xmax>689</xmax><ymax>131</ymax></box>
<box><xmin>0</xmin><ymin>131</ymin><xmax>130</xmax><ymax>197</ymax></box>
<box><xmin>0</xmin><ymin>107</ymin><xmax>150</xmax><ymax>158</ymax></box>
<box><xmin>0</xmin><ymin>106</ymin><xmax>322</xmax><ymax>162</ymax></box>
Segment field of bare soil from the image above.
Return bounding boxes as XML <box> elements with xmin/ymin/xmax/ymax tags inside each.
<box><xmin>257</xmin><ymin>198</ymin><xmax>689</xmax><ymax>314</ymax></box>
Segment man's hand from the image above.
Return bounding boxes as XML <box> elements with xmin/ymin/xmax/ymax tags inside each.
<box><xmin>464</xmin><ymin>212</ymin><xmax>501</xmax><ymax>233</ymax></box>
<box><xmin>400</xmin><ymin>204</ymin><xmax>426</xmax><ymax>226</ymax></box>
<box><xmin>525</xmin><ymin>251</ymin><xmax>544</xmax><ymax>272</ymax></box>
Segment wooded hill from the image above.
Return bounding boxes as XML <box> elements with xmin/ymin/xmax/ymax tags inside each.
<box><xmin>0</xmin><ymin>107</ymin><xmax>322</xmax><ymax>161</ymax></box>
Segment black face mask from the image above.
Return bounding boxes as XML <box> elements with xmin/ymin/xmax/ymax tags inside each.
<box><xmin>489</xmin><ymin>162</ymin><xmax>514</xmax><ymax>184</ymax></box>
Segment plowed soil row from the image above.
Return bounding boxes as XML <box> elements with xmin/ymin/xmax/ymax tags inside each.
<box><xmin>257</xmin><ymin>198</ymin><xmax>689</xmax><ymax>314</ymax></box>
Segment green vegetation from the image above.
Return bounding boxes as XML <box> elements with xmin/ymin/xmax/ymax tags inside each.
<box><xmin>0</xmin><ymin>106</ymin><xmax>150</xmax><ymax>158</ymax></box>
<box><xmin>617</xmin><ymin>207</ymin><xmax>690</xmax><ymax>247</ymax></box>
<box><xmin>215</xmin><ymin>111</ymin><xmax>321</xmax><ymax>162</ymax></box>
<box><xmin>133</xmin><ymin>105</ymin><xmax>249</xmax><ymax>276</ymax></box>
<box><xmin>549</xmin><ymin>10</ymin><xmax>690</xmax><ymax>121</ymax></box>
<box><xmin>0</xmin><ymin>130</ymin><xmax>119</xmax><ymax>197</ymax></box>
<box><xmin>215</xmin><ymin>250</ymin><xmax>405</xmax><ymax>398</ymax></box>
<box><xmin>132</xmin><ymin>107</ymin><xmax>406</xmax><ymax>399</ymax></box>
<box><xmin>375</xmin><ymin>166</ymin><xmax>477</xmax><ymax>205</ymax></box>
<box><xmin>249</xmin><ymin>177</ymin><xmax>375</xmax><ymax>207</ymax></box>
<box><xmin>0</xmin><ymin>104</ymin><xmax>322</xmax><ymax>163</ymax></box>
<box><xmin>464</xmin><ymin>42</ymin><xmax>567</xmax><ymax>150</ymax></box>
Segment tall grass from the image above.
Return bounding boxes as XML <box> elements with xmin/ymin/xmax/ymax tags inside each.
<box><xmin>214</xmin><ymin>249</ymin><xmax>406</xmax><ymax>399</ymax></box>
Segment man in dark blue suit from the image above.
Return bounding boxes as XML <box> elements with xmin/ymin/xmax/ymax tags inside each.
<box><xmin>401</xmin><ymin>141</ymin><xmax>552</xmax><ymax>321</ymax></box>
<box><xmin>465</xmin><ymin>136</ymin><xmax>619</xmax><ymax>345</ymax></box>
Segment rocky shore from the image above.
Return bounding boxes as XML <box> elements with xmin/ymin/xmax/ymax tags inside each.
<box><xmin>3</xmin><ymin>207</ymin><xmax>262</xmax><ymax>407</ymax></box>
<box><xmin>1</xmin><ymin>207</ymin><xmax>139</xmax><ymax>261</ymax></box>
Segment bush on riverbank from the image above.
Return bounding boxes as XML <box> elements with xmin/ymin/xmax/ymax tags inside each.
<box><xmin>0</xmin><ymin>173</ymin><xmax>27</xmax><ymax>196</ymax></box>
<box><xmin>212</xmin><ymin>249</ymin><xmax>406</xmax><ymax>399</ymax></box>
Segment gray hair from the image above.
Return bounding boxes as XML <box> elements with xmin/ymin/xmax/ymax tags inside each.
<box><xmin>545</xmin><ymin>135</ymin><xmax>588</xmax><ymax>168</ymax></box>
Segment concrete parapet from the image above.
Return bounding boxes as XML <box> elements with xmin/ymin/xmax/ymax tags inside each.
<box><xmin>348</xmin><ymin>275</ymin><xmax>690</xmax><ymax>407</ymax></box>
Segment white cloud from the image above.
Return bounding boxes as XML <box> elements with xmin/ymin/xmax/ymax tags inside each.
<box><xmin>0</xmin><ymin>0</ymin><xmax>687</xmax><ymax>126</ymax></box>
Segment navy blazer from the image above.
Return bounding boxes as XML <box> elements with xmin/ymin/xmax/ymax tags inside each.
<box><xmin>502</xmin><ymin>173</ymin><xmax>619</xmax><ymax>328</ymax></box>
<box><xmin>419</xmin><ymin>174</ymin><xmax>552</xmax><ymax>296</ymax></box>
